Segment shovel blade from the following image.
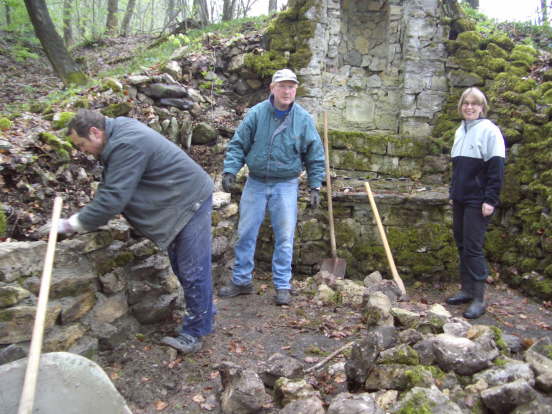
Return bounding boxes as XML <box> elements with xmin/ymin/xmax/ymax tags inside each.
<box><xmin>320</xmin><ymin>258</ymin><xmax>347</xmax><ymax>278</ymax></box>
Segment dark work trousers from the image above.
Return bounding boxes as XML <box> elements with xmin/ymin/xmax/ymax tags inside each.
<box><xmin>167</xmin><ymin>196</ymin><xmax>214</xmax><ymax>338</ymax></box>
<box><xmin>452</xmin><ymin>201</ymin><xmax>492</xmax><ymax>281</ymax></box>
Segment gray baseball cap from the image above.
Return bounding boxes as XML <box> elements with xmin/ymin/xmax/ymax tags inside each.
<box><xmin>272</xmin><ymin>68</ymin><xmax>299</xmax><ymax>84</ymax></box>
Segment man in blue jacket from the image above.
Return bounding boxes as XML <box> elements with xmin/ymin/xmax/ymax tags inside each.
<box><xmin>55</xmin><ymin>109</ymin><xmax>215</xmax><ymax>354</ymax></box>
<box><xmin>219</xmin><ymin>68</ymin><xmax>325</xmax><ymax>306</ymax></box>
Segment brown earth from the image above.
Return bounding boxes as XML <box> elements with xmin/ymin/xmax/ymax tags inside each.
<box><xmin>95</xmin><ymin>270</ymin><xmax>552</xmax><ymax>414</ymax></box>
<box><xmin>2</xmin><ymin>31</ymin><xmax>552</xmax><ymax>414</ymax></box>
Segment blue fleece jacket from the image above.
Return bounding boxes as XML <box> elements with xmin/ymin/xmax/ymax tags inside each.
<box><xmin>223</xmin><ymin>97</ymin><xmax>325</xmax><ymax>189</ymax></box>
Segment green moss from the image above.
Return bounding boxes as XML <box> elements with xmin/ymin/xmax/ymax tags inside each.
<box><xmin>490</xmin><ymin>326</ymin><xmax>509</xmax><ymax>354</ymax></box>
<box><xmin>396</xmin><ymin>390</ymin><xmax>433</xmax><ymax>414</ymax></box>
<box><xmin>0</xmin><ymin>117</ymin><xmax>13</xmax><ymax>130</ymax></box>
<box><xmin>38</xmin><ymin>132</ymin><xmax>73</xmax><ymax>159</ymax></box>
<box><xmin>543</xmin><ymin>345</ymin><xmax>552</xmax><ymax>359</ymax></box>
<box><xmin>100</xmin><ymin>103</ymin><xmax>132</xmax><ymax>118</ymax></box>
<box><xmin>244</xmin><ymin>50</ymin><xmax>289</xmax><ymax>78</ymax></box>
<box><xmin>456</xmin><ymin>31</ymin><xmax>484</xmax><ymax>50</ymax></box>
<box><xmin>52</xmin><ymin>111</ymin><xmax>75</xmax><ymax>130</ymax></box>
<box><xmin>245</xmin><ymin>0</ymin><xmax>316</xmax><ymax>77</ymax></box>
<box><xmin>494</xmin><ymin>358</ymin><xmax>507</xmax><ymax>367</ymax></box>
<box><xmin>488</xmin><ymin>33</ymin><xmax>514</xmax><ymax>51</ymax></box>
<box><xmin>65</xmin><ymin>71</ymin><xmax>88</xmax><ymax>86</ymax></box>
<box><xmin>486</xmin><ymin>42</ymin><xmax>509</xmax><ymax>59</ymax></box>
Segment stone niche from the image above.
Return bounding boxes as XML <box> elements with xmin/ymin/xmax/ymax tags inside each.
<box><xmin>298</xmin><ymin>0</ymin><xmax>452</xmax><ymax>139</ymax></box>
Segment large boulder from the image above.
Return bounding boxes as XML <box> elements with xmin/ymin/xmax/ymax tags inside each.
<box><xmin>0</xmin><ymin>352</ymin><xmax>132</xmax><ymax>414</ymax></box>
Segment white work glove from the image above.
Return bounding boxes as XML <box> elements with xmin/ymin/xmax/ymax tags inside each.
<box><xmin>39</xmin><ymin>214</ymin><xmax>86</xmax><ymax>236</ymax></box>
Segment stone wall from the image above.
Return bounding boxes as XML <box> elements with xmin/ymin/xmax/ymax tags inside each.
<box><xmin>298</xmin><ymin>0</ymin><xmax>452</xmax><ymax>139</ymax></box>
<box><xmin>0</xmin><ymin>192</ymin><xmax>237</xmax><ymax>362</ymax></box>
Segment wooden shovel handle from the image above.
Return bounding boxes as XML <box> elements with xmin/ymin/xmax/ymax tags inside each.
<box><xmin>18</xmin><ymin>196</ymin><xmax>63</xmax><ymax>414</ymax></box>
<box><xmin>323</xmin><ymin>112</ymin><xmax>337</xmax><ymax>259</ymax></box>
<box><xmin>364</xmin><ymin>182</ymin><xmax>406</xmax><ymax>296</ymax></box>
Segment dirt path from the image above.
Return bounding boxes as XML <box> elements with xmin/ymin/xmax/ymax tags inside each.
<box><xmin>96</xmin><ymin>272</ymin><xmax>552</xmax><ymax>414</ymax></box>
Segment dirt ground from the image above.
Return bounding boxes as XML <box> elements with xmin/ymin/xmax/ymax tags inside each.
<box><xmin>95</xmin><ymin>269</ymin><xmax>552</xmax><ymax>414</ymax></box>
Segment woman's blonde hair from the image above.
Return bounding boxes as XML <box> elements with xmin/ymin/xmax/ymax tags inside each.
<box><xmin>457</xmin><ymin>87</ymin><xmax>488</xmax><ymax>117</ymax></box>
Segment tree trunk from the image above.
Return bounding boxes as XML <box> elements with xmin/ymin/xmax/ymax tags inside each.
<box><xmin>541</xmin><ymin>0</ymin><xmax>549</xmax><ymax>25</ymax></box>
<box><xmin>63</xmin><ymin>0</ymin><xmax>73</xmax><ymax>47</ymax></box>
<box><xmin>120</xmin><ymin>0</ymin><xmax>136</xmax><ymax>36</ymax></box>
<box><xmin>193</xmin><ymin>0</ymin><xmax>209</xmax><ymax>25</ymax></box>
<box><xmin>465</xmin><ymin>0</ymin><xmax>479</xmax><ymax>9</ymax></box>
<box><xmin>4</xmin><ymin>2</ymin><xmax>11</xmax><ymax>26</ymax></box>
<box><xmin>23</xmin><ymin>0</ymin><xmax>87</xmax><ymax>86</ymax></box>
<box><xmin>222</xmin><ymin>0</ymin><xmax>236</xmax><ymax>21</ymax></box>
<box><xmin>106</xmin><ymin>0</ymin><xmax>119</xmax><ymax>34</ymax></box>
<box><xmin>268</xmin><ymin>0</ymin><xmax>277</xmax><ymax>14</ymax></box>
<box><xmin>164</xmin><ymin>0</ymin><xmax>176</xmax><ymax>28</ymax></box>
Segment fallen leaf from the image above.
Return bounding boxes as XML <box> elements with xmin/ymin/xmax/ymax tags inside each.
<box><xmin>334</xmin><ymin>373</ymin><xmax>347</xmax><ymax>383</ymax></box>
<box><xmin>154</xmin><ymin>400</ymin><xmax>168</xmax><ymax>411</ymax></box>
<box><xmin>110</xmin><ymin>372</ymin><xmax>120</xmax><ymax>380</ymax></box>
<box><xmin>210</xmin><ymin>371</ymin><xmax>220</xmax><ymax>379</ymax></box>
<box><xmin>192</xmin><ymin>394</ymin><xmax>205</xmax><ymax>403</ymax></box>
<box><xmin>200</xmin><ymin>402</ymin><xmax>215</xmax><ymax>411</ymax></box>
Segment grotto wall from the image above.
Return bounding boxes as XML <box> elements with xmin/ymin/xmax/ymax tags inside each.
<box><xmin>251</xmin><ymin>0</ymin><xmax>551</xmax><ymax>298</ymax></box>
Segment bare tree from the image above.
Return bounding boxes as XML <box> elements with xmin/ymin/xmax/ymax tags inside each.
<box><xmin>236</xmin><ymin>0</ymin><xmax>259</xmax><ymax>18</ymax></box>
<box><xmin>23</xmin><ymin>0</ymin><xmax>87</xmax><ymax>85</ymax></box>
<box><xmin>222</xmin><ymin>0</ymin><xmax>237</xmax><ymax>21</ymax></box>
<box><xmin>269</xmin><ymin>0</ymin><xmax>277</xmax><ymax>14</ymax></box>
<box><xmin>120</xmin><ymin>0</ymin><xmax>136</xmax><ymax>36</ymax></box>
<box><xmin>164</xmin><ymin>0</ymin><xmax>177</xmax><ymax>28</ymax></box>
<box><xmin>106</xmin><ymin>0</ymin><xmax>119</xmax><ymax>34</ymax></box>
<box><xmin>4</xmin><ymin>1</ymin><xmax>11</xmax><ymax>26</ymax></box>
<box><xmin>541</xmin><ymin>0</ymin><xmax>549</xmax><ymax>25</ymax></box>
<box><xmin>63</xmin><ymin>0</ymin><xmax>73</xmax><ymax>47</ymax></box>
<box><xmin>194</xmin><ymin>0</ymin><xmax>209</xmax><ymax>25</ymax></box>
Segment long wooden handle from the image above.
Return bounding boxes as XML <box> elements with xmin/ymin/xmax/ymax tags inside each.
<box><xmin>323</xmin><ymin>112</ymin><xmax>337</xmax><ymax>259</ymax></box>
<box><xmin>18</xmin><ymin>196</ymin><xmax>63</xmax><ymax>414</ymax></box>
<box><xmin>364</xmin><ymin>182</ymin><xmax>406</xmax><ymax>296</ymax></box>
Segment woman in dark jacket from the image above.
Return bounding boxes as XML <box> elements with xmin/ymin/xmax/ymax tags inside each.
<box><xmin>447</xmin><ymin>87</ymin><xmax>506</xmax><ymax>319</ymax></box>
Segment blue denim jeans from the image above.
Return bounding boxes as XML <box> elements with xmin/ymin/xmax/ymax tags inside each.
<box><xmin>232</xmin><ymin>176</ymin><xmax>298</xmax><ymax>290</ymax></box>
<box><xmin>167</xmin><ymin>196</ymin><xmax>214</xmax><ymax>338</ymax></box>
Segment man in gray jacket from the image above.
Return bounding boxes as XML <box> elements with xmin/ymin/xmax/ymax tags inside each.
<box><xmin>57</xmin><ymin>109</ymin><xmax>214</xmax><ymax>353</ymax></box>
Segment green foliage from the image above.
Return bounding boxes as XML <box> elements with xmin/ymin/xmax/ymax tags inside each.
<box><xmin>10</xmin><ymin>43</ymin><xmax>39</xmax><ymax>62</ymax></box>
<box><xmin>0</xmin><ymin>205</ymin><xmax>6</xmax><ymax>238</ymax></box>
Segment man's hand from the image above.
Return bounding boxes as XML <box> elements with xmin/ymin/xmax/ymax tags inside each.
<box><xmin>222</xmin><ymin>173</ymin><xmax>236</xmax><ymax>193</ymax></box>
<box><xmin>309</xmin><ymin>188</ymin><xmax>321</xmax><ymax>209</ymax></box>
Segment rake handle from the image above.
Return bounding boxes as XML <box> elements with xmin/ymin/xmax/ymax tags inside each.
<box><xmin>18</xmin><ymin>196</ymin><xmax>63</xmax><ymax>414</ymax></box>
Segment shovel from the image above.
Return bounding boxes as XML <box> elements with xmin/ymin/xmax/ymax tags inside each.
<box><xmin>320</xmin><ymin>112</ymin><xmax>346</xmax><ymax>277</ymax></box>
<box><xmin>364</xmin><ymin>182</ymin><xmax>406</xmax><ymax>297</ymax></box>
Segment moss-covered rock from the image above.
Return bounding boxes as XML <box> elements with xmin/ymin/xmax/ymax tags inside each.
<box><xmin>455</xmin><ymin>31</ymin><xmax>484</xmax><ymax>51</ymax></box>
<box><xmin>0</xmin><ymin>118</ymin><xmax>13</xmax><ymax>131</ymax></box>
<box><xmin>245</xmin><ymin>0</ymin><xmax>317</xmax><ymax>77</ymax></box>
<box><xmin>100</xmin><ymin>103</ymin><xmax>132</xmax><ymax>118</ymax></box>
<box><xmin>52</xmin><ymin>111</ymin><xmax>76</xmax><ymax>130</ymax></box>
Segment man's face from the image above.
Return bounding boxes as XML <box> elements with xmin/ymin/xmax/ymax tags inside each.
<box><xmin>270</xmin><ymin>81</ymin><xmax>298</xmax><ymax>110</ymax></box>
<box><xmin>69</xmin><ymin>127</ymin><xmax>105</xmax><ymax>157</ymax></box>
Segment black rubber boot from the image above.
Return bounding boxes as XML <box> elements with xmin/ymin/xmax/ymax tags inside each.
<box><xmin>463</xmin><ymin>280</ymin><xmax>486</xmax><ymax>319</ymax></box>
<box><xmin>446</xmin><ymin>273</ymin><xmax>473</xmax><ymax>305</ymax></box>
